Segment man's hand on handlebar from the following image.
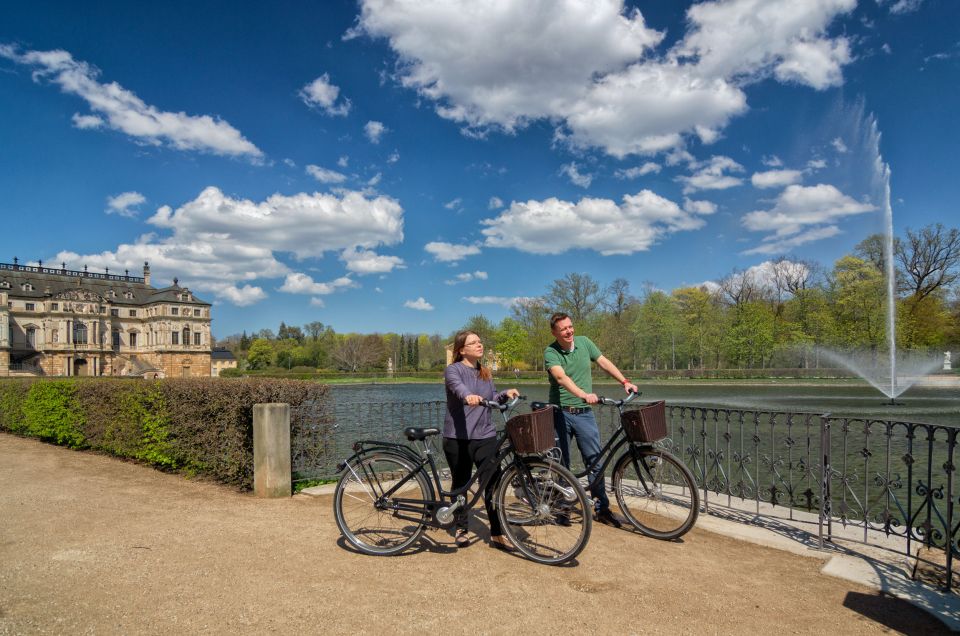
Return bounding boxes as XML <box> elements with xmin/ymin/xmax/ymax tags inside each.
<box><xmin>623</xmin><ymin>381</ymin><xmax>639</xmax><ymax>395</ymax></box>
<box><xmin>582</xmin><ymin>393</ymin><xmax>599</xmax><ymax>404</ymax></box>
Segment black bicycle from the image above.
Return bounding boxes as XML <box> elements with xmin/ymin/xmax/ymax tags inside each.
<box><xmin>333</xmin><ymin>396</ymin><xmax>593</xmax><ymax>565</ymax></box>
<box><xmin>534</xmin><ymin>392</ymin><xmax>700</xmax><ymax>540</ymax></box>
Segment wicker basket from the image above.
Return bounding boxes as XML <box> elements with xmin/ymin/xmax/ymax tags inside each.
<box><xmin>621</xmin><ymin>400</ymin><xmax>668</xmax><ymax>443</ymax></box>
<box><xmin>506</xmin><ymin>407</ymin><xmax>556</xmax><ymax>454</ymax></box>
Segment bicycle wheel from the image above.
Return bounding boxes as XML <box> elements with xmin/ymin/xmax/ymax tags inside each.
<box><xmin>612</xmin><ymin>447</ymin><xmax>699</xmax><ymax>540</ymax></box>
<box><xmin>334</xmin><ymin>452</ymin><xmax>432</xmax><ymax>555</ymax></box>
<box><xmin>495</xmin><ymin>458</ymin><xmax>591</xmax><ymax>565</ymax></box>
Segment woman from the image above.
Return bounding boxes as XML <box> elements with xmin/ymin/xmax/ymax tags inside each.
<box><xmin>443</xmin><ymin>330</ymin><xmax>519</xmax><ymax>549</ymax></box>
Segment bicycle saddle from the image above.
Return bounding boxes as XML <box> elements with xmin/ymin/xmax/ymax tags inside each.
<box><xmin>404</xmin><ymin>427</ymin><xmax>440</xmax><ymax>441</ymax></box>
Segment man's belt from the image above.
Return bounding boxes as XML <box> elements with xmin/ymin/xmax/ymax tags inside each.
<box><xmin>560</xmin><ymin>406</ymin><xmax>592</xmax><ymax>414</ymax></box>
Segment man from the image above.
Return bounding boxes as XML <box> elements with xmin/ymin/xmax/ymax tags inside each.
<box><xmin>545</xmin><ymin>312</ymin><xmax>638</xmax><ymax>527</ymax></box>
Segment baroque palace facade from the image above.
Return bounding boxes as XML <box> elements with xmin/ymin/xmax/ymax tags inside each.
<box><xmin>0</xmin><ymin>260</ymin><xmax>212</xmax><ymax>378</ymax></box>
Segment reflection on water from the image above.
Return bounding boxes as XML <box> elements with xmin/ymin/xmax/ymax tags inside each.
<box><xmin>331</xmin><ymin>381</ymin><xmax>960</xmax><ymax>427</ymax></box>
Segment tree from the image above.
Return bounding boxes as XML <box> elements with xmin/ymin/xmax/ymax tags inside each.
<box><xmin>673</xmin><ymin>285</ymin><xmax>722</xmax><ymax>370</ymax></box>
<box><xmin>548</xmin><ymin>273</ymin><xmax>602</xmax><ymax>323</ymax></box>
<box><xmin>511</xmin><ymin>298</ymin><xmax>552</xmax><ymax>371</ymax></box>
<box><xmin>718</xmin><ymin>268</ymin><xmax>763</xmax><ymax>308</ymax></box>
<box><xmin>303</xmin><ymin>321</ymin><xmax>326</xmax><ymax>341</ymax></box>
<box><xmin>332</xmin><ymin>334</ymin><xmax>386</xmax><ymax>372</ymax></box>
<box><xmin>896</xmin><ymin>223</ymin><xmax>960</xmax><ymax>302</ymax></box>
<box><xmin>246</xmin><ymin>338</ymin><xmax>274</xmax><ymax>370</ymax></box>
<box><xmin>723</xmin><ymin>301</ymin><xmax>775</xmax><ymax>368</ymax></box>
<box><xmin>634</xmin><ymin>290</ymin><xmax>679</xmax><ymax>370</ymax></box>
<box><xmin>462</xmin><ymin>315</ymin><xmax>497</xmax><ymax>351</ymax></box>
<box><xmin>829</xmin><ymin>256</ymin><xmax>886</xmax><ymax>350</ymax></box>
<box><xmin>495</xmin><ymin>318</ymin><xmax>527</xmax><ymax>369</ymax></box>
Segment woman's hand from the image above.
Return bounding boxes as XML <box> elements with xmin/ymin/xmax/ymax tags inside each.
<box><xmin>464</xmin><ymin>394</ymin><xmax>483</xmax><ymax>406</ymax></box>
<box><xmin>505</xmin><ymin>388</ymin><xmax>520</xmax><ymax>399</ymax></box>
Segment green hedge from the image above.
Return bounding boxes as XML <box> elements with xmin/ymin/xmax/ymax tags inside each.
<box><xmin>0</xmin><ymin>378</ymin><xmax>330</xmax><ymax>489</ymax></box>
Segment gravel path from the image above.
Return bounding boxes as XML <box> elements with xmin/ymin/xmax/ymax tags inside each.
<box><xmin>0</xmin><ymin>433</ymin><xmax>946</xmax><ymax>635</ymax></box>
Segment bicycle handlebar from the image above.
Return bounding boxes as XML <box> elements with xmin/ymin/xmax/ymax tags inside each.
<box><xmin>479</xmin><ymin>394</ymin><xmax>526</xmax><ymax>412</ymax></box>
<box><xmin>531</xmin><ymin>390</ymin><xmax>640</xmax><ymax>411</ymax></box>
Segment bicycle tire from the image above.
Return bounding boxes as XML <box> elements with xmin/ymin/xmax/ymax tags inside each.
<box><xmin>333</xmin><ymin>451</ymin><xmax>432</xmax><ymax>555</ymax></box>
<box><xmin>495</xmin><ymin>458</ymin><xmax>591</xmax><ymax>565</ymax></box>
<box><xmin>612</xmin><ymin>447</ymin><xmax>699</xmax><ymax>540</ymax></box>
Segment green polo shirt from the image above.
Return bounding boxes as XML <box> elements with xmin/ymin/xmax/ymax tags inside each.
<box><xmin>544</xmin><ymin>335</ymin><xmax>602</xmax><ymax>407</ymax></box>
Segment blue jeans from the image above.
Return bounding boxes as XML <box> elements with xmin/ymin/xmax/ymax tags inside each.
<box><xmin>553</xmin><ymin>408</ymin><xmax>609</xmax><ymax>511</ymax></box>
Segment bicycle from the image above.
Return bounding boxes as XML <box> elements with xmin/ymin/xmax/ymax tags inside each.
<box><xmin>533</xmin><ymin>392</ymin><xmax>700</xmax><ymax>540</ymax></box>
<box><xmin>333</xmin><ymin>396</ymin><xmax>593</xmax><ymax>565</ymax></box>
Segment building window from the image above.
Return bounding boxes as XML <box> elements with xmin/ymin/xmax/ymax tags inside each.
<box><xmin>194</xmin><ymin>308</ymin><xmax>201</xmax><ymax>317</ymax></box>
<box><xmin>25</xmin><ymin>302</ymin><xmax>35</xmax><ymax>311</ymax></box>
<box><xmin>193</xmin><ymin>332</ymin><xmax>201</xmax><ymax>346</ymax></box>
<box><xmin>129</xmin><ymin>332</ymin><xmax>138</xmax><ymax>348</ymax></box>
<box><xmin>73</xmin><ymin>322</ymin><xmax>88</xmax><ymax>345</ymax></box>
<box><xmin>52</xmin><ymin>329</ymin><xmax>59</xmax><ymax>343</ymax></box>
<box><xmin>51</xmin><ymin>302</ymin><xmax>59</xmax><ymax>311</ymax></box>
<box><xmin>171</xmin><ymin>307</ymin><xmax>179</xmax><ymax>316</ymax></box>
<box><xmin>182</xmin><ymin>327</ymin><xmax>190</xmax><ymax>346</ymax></box>
<box><xmin>112</xmin><ymin>330</ymin><xmax>121</xmax><ymax>347</ymax></box>
<box><xmin>26</xmin><ymin>327</ymin><xmax>36</xmax><ymax>347</ymax></box>
<box><xmin>111</xmin><ymin>308</ymin><xmax>119</xmax><ymax>317</ymax></box>
<box><xmin>129</xmin><ymin>309</ymin><xmax>137</xmax><ymax>317</ymax></box>
<box><xmin>172</xmin><ymin>331</ymin><xmax>179</xmax><ymax>345</ymax></box>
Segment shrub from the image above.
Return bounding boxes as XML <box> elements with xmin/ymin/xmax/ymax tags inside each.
<box><xmin>22</xmin><ymin>380</ymin><xmax>86</xmax><ymax>448</ymax></box>
<box><xmin>218</xmin><ymin>368</ymin><xmax>243</xmax><ymax>378</ymax></box>
<box><xmin>0</xmin><ymin>379</ymin><xmax>32</xmax><ymax>433</ymax></box>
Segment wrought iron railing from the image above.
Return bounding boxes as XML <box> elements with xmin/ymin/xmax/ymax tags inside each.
<box><xmin>298</xmin><ymin>399</ymin><xmax>958</xmax><ymax>591</ymax></box>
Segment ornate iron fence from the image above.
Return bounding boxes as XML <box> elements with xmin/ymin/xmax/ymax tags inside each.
<box><xmin>297</xmin><ymin>398</ymin><xmax>958</xmax><ymax>591</ymax></box>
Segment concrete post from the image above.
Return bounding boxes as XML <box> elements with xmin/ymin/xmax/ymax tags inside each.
<box><xmin>253</xmin><ymin>403</ymin><xmax>292</xmax><ymax>498</ymax></box>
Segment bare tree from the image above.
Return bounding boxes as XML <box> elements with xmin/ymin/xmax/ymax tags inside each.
<box><xmin>718</xmin><ymin>268</ymin><xmax>761</xmax><ymax>307</ymax></box>
<box><xmin>603</xmin><ymin>278</ymin><xmax>636</xmax><ymax>319</ymax></box>
<box><xmin>896</xmin><ymin>223</ymin><xmax>960</xmax><ymax>301</ymax></box>
<box><xmin>548</xmin><ymin>273</ymin><xmax>601</xmax><ymax>323</ymax></box>
<box><xmin>333</xmin><ymin>334</ymin><xmax>385</xmax><ymax>372</ymax></box>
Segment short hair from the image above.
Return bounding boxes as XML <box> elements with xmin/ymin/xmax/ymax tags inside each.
<box><xmin>549</xmin><ymin>312</ymin><xmax>571</xmax><ymax>330</ymax></box>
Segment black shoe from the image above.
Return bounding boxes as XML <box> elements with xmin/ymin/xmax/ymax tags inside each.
<box><xmin>595</xmin><ymin>508</ymin><xmax>623</xmax><ymax>528</ymax></box>
<box><xmin>555</xmin><ymin>512</ymin><xmax>571</xmax><ymax>527</ymax></box>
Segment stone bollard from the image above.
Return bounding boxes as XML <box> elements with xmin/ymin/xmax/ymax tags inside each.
<box><xmin>253</xmin><ymin>403</ymin><xmax>292</xmax><ymax>498</ymax></box>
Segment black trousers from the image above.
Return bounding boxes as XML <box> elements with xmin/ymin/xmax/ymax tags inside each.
<box><xmin>442</xmin><ymin>436</ymin><xmax>502</xmax><ymax>536</ymax></box>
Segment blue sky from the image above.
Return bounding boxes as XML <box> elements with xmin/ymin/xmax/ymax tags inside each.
<box><xmin>2</xmin><ymin>0</ymin><xmax>958</xmax><ymax>338</ymax></box>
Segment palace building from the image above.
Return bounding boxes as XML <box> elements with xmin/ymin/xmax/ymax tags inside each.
<box><xmin>0</xmin><ymin>260</ymin><xmax>212</xmax><ymax>378</ymax></box>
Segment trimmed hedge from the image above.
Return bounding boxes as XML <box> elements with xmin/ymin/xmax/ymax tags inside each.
<box><xmin>0</xmin><ymin>377</ymin><xmax>330</xmax><ymax>490</ymax></box>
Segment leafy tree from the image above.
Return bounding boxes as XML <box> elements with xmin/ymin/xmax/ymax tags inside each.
<box><xmin>723</xmin><ymin>301</ymin><xmax>775</xmax><ymax>368</ymax></box>
<box><xmin>634</xmin><ymin>290</ymin><xmax>679</xmax><ymax>370</ymax></box>
<box><xmin>548</xmin><ymin>273</ymin><xmax>602</xmax><ymax>324</ymax></box>
<box><xmin>829</xmin><ymin>255</ymin><xmax>886</xmax><ymax>350</ymax></box>
<box><xmin>673</xmin><ymin>286</ymin><xmax>722</xmax><ymax>370</ymax></box>
<box><xmin>511</xmin><ymin>298</ymin><xmax>552</xmax><ymax>371</ymax></box>
<box><xmin>246</xmin><ymin>338</ymin><xmax>274</xmax><ymax>370</ymax></box>
<box><xmin>495</xmin><ymin>318</ymin><xmax>527</xmax><ymax>369</ymax></box>
<box><xmin>462</xmin><ymin>315</ymin><xmax>497</xmax><ymax>351</ymax></box>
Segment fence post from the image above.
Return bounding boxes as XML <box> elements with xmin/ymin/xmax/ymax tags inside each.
<box><xmin>818</xmin><ymin>413</ymin><xmax>832</xmax><ymax>550</ymax></box>
<box><xmin>254</xmin><ymin>403</ymin><xmax>291</xmax><ymax>498</ymax></box>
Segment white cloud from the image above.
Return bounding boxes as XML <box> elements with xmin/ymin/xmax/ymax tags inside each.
<box><xmin>299</xmin><ymin>74</ymin><xmax>352</xmax><ymax>116</ymax></box>
<box><xmin>883</xmin><ymin>0</ymin><xmax>924</xmax><ymax>14</ymax></box>
<box><xmin>340</xmin><ymin>246</ymin><xmax>405</xmax><ymax>274</ymax></box>
<box><xmin>337</xmin><ymin>155</ymin><xmax>349</xmax><ymax>168</ymax></box>
<box><xmin>831</xmin><ymin>137</ymin><xmax>849</xmax><ymax>153</ymax></box>
<box><xmin>560</xmin><ymin>162</ymin><xmax>593</xmax><ymax>188</ymax></box>
<box><xmin>404</xmin><ymin>297</ymin><xmax>434</xmax><ymax>311</ymax></box>
<box><xmin>806</xmin><ymin>158</ymin><xmax>827</xmax><ymax>171</ymax></box>
<box><xmin>387</xmin><ymin>150</ymin><xmax>400</xmax><ymax>164</ymax></box>
<box><xmin>488</xmin><ymin>196</ymin><xmax>504</xmax><ymax>210</ymax></box>
<box><xmin>306</xmin><ymin>164</ymin><xmax>348</xmax><ymax>183</ymax></box>
<box><xmin>72</xmin><ymin>113</ymin><xmax>103</xmax><ymax>129</ymax></box>
<box><xmin>682</xmin><ymin>198</ymin><xmax>717</xmax><ymax>215</ymax></box>
<box><xmin>444</xmin><ymin>197</ymin><xmax>463</xmax><ymax>210</ymax></box>
<box><xmin>279</xmin><ymin>272</ymin><xmax>357</xmax><ymax>295</ymax></box>
<box><xmin>210</xmin><ymin>283</ymin><xmax>268</xmax><ymax>306</ymax></box>
<box><xmin>741</xmin><ymin>183</ymin><xmax>875</xmax><ymax>253</ymax></box>
<box><xmin>677</xmin><ymin>155</ymin><xmax>744</xmax><ymax>194</ymax></box>
<box><xmin>367</xmin><ymin>172</ymin><xmax>382</xmax><ymax>187</ymax></box>
<box><xmin>355</xmin><ymin>0</ymin><xmax>855</xmax><ymax>157</ymax></box>
<box><xmin>751</xmin><ymin>169</ymin><xmax>803</xmax><ymax>189</ymax></box>
<box><xmin>445</xmin><ymin>270</ymin><xmax>488</xmax><ymax>285</ymax></box>
<box><xmin>482</xmin><ymin>190</ymin><xmax>711</xmax><ymax>256</ymax></box>
<box><xmin>0</xmin><ymin>45</ymin><xmax>262</xmax><ymax>159</ymax></box>
<box><xmin>283</xmin><ymin>158</ymin><xmax>296</xmax><ymax>168</ymax></box>
<box><xmin>424</xmin><ymin>241</ymin><xmax>481</xmax><ymax>262</ymax></box>
<box><xmin>310</xmin><ymin>297</ymin><xmax>326</xmax><ymax>307</ymax></box>
<box><xmin>106</xmin><ymin>191</ymin><xmax>146</xmax><ymax>218</ymax></box>
<box><xmin>463</xmin><ymin>295</ymin><xmax>533</xmax><ymax>307</ymax></box>
<box><xmin>762</xmin><ymin>155</ymin><xmax>783</xmax><ymax>167</ymax></box>
<box><xmin>615</xmin><ymin>162</ymin><xmax>661</xmax><ymax>179</ymax></box>
<box><xmin>364</xmin><ymin>120</ymin><xmax>386</xmax><ymax>143</ymax></box>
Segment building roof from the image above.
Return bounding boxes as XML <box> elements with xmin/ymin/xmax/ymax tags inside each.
<box><xmin>0</xmin><ymin>262</ymin><xmax>210</xmax><ymax>306</ymax></box>
<box><xmin>211</xmin><ymin>348</ymin><xmax>237</xmax><ymax>361</ymax></box>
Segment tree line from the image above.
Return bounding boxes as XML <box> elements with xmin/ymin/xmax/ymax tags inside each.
<box><xmin>219</xmin><ymin>223</ymin><xmax>960</xmax><ymax>373</ymax></box>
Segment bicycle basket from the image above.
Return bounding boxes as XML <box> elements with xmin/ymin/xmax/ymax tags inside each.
<box><xmin>621</xmin><ymin>400</ymin><xmax>668</xmax><ymax>443</ymax></box>
<box><xmin>506</xmin><ymin>407</ymin><xmax>556</xmax><ymax>454</ymax></box>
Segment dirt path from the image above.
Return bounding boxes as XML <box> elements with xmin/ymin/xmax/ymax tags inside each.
<box><xmin>0</xmin><ymin>433</ymin><xmax>946</xmax><ymax>635</ymax></box>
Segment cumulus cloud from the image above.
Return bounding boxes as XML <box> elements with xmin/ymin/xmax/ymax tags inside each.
<box><xmin>682</xmin><ymin>198</ymin><xmax>717</xmax><ymax>215</ymax></box>
<box><xmin>106</xmin><ymin>191</ymin><xmax>146</xmax><ymax>217</ymax></box>
<box><xmin>444</xmin><ymin>197</ymin><xmax>463</xmax><ymax>210</ymax></box>
<box><xmin>677</xmin><ymin>155</ymin><xmax>744</xmax><ymax>194</ymax></box>
<box><xmin>488</xmin><ymin>196</ymin><xmax>504</xmax><ymax>210</ymax></box>
<box><xmin>615</xmin><ymin>162</ymin><xmax>661</xmax><ymax>179</ymax></box>
<box><xmin>482</xmin><ymin>190</ymin><xmax>712</xmax><ymax>256</ymax></box>
<box><xmin>445</xmin><ymin>270</ymin><xmax>488</xmax><ymax>285</ymax></box>
<box><xmin>741</xmin><ymin>183</ymin><xmax>875</xmax><ymax>254</ymax></box>
<box><xmin>354</xmin><ymin>0</ymin><xmax>855</xmax><ymax>157</ymax></box>
<box><xmin>364</xmin><ymin>120</ymin><xmax>386</xmax><ymax>143</ymax></box>
<box><xmin>299</xmin><ymin>73</ymin><xmax>352</xmax><ymax>116</ymax></box>
<box><xmin>280</xmin><ymin>272</ymin><xmax>357</xmax><ymax>295</ymax></box>
<box><xmin>424</xmin><ymin>241</ymin><xmax>481</xmax><ymax>262</ymax></box>
<box><xmin>560</xmin><ymin>162</ymin><xmax>593</xmax><ymax>188</ymax></box>
<box><xmin>0</xmin><ymin>45</ymin><xmax>262</xmax><ymax>159</ymax></box>
<box><xmin>340</xmin><ymin>246</ymin><xmax>405</xmax><ymax>274</ymax></box>
<box><xmin>751</xmin><ymin>169</ymin><xmax>803</xmax><ymax>189</ymax></box>
<box><xmin>53</xmin><ymin>186</ymin><xmax>404</xmax><ymax>306</ymax></box>
<box><xmin>306</xmin><ymin>164</ymin><xmax>348</xmax><ymax>184</ymax></box>
<box><xmin>404</xmin><ymin>297</ymin><xmax>434</xmax><ymax>311</ymax></box>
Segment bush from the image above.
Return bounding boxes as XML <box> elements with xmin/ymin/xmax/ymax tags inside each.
<box><xmin>0</xmin><ymin>377</ymin><xmax>331</xmax><ymax>490</ymax></box>
<box><xmin>218</xmin><ymin>368</ymin><xmax>244</xmax><ymax>378</ymax></box>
